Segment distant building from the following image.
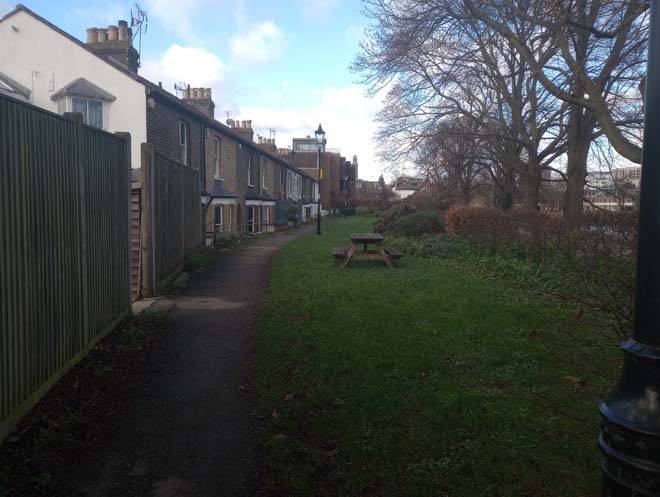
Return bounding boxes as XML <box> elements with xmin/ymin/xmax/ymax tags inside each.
<box><xmin>289</xmin><ymin>136</ymin><xmax>357</xmax><ymax>209</ymax></box>
<box><xmin>587</xmin><ymin>167</ymin><xmax>641</xmax><ymax>191</ymax></box>
<box><xmin>392</xmin><ymin>176</ymin><xmax>426</xmax><ymax>199</ymax></box>
<box><xmin>585</xmin><ymin>167</ymin><xmax>640</xmax><ymax>211</ymax></box>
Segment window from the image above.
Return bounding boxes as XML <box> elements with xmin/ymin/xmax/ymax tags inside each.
<box><xmin>214</xmin><ymin>205</ymin><xmax>224</xmax><ymax>232</ymax></box>
<box><xmin>179</xmin><ymin>121</ymin><xmax>188</xmax><ymax>165</ymax></box>
<box><xmin>72</xmin><ymin>97</ymin><xmax>103</xmax><ymax>129</ymax></box>
<box><xmin>262</xmin><ymin>159</ymin><xmax>268</xmax><ymax>190</ymax></box>
<box><xmin>248</xmin><ymin>154</ymin><xmax>255</xmax><ymax>186</ymax></box>
<box><xmin>280</xmin><ymin>167</ymin><xmax>286</xmax><ymax>198</ymax></box>
<box><xmin>248</xmin><ymin>205</ymin><xmax>257</xmax><ymax>233</ymax></box>
<box><xmin>286</xmin><ymin>171</ymin><xmax>294</xmax><ymax>199</ymax></box>
<box><xmin>213</xmin><ymin>137</ymin><xmax>221</xmax><ymax>178</ymax></box>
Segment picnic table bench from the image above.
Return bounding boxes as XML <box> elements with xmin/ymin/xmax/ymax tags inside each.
<box><xmin>333</xmin><ymin>233</ymin><xmax>401</xmax><ymax>269</ymax></box>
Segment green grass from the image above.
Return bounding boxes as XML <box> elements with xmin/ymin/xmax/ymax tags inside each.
<box><xmin>256</xmin><ymin>216</ymin><xmax>605</xmax><ymax>497</ymax></box>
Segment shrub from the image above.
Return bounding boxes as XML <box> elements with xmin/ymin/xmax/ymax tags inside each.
<box><xmin>357</xmin><ymin>205</ymin><xmax>379</xmax><ymax>216</ymax></box>
<box><xmin>184</xmin><ymin>245</ymin><xmax>213</xmax><ymax>272</ymax></box>
<box><xmin>340</xmin><ymin>206</ymin><xmax>356</xmax><ymax>218</ymax></box>
<box><xmin>285</xmin><ymin>205</ymin><xmax>299</xmax><ymax>222</ymax></box>
<box><xmin>410</xmin><ymin>234</ymin><xmax>466</xmax><ymax>257</ymax></box>
<box><xmin>373</xmin><ymin>204</ymin><xmax>416</xmax><ymax>234</ymax></box>
<box><xmin>444</xmin><ymin>205</ymin><xmax>561</xmax><ymax>256</ymax></box>
<box><xmin>390</xmin><ymin>211</ymin><xmax>445</xmax><ymax>237</ymax></box>
<box><xmin>383</xmin><ymin>234</ymin><xmax>467</xmax><ymax>258</ymax></box>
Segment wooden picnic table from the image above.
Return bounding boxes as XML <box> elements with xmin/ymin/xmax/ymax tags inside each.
<box><xmin>341</xmin><ymin>232</ymin><xmax>394</xmax><ymax>270</ymax></box>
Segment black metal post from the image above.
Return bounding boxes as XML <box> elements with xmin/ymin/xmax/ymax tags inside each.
<box><xmin>316</xmin><ymin>144</ymin><xmax>322</xmax><ymax>236</ymax></box>
<box><xmin>599</xmin><ymin>3</ymin><xmax>660</xmax><ymax>495</ymax></box>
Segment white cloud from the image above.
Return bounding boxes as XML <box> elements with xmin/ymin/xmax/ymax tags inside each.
<box><xmin>235</xmin><ymin>84</ymin><xmax>387</xmax><ymax>180</ymax></box>
<box><xmin>140</xmin><ymin>44</ymin><xmax>226</xmax><ymax>95</ymax></box>
<box><xmin>302</xmin><ymin>0</ymin><xmax>343</xmax><ymax>20</ymax></box>
<box><xmin>143</xmin><ymin>0</ymin><xmax>221</xmax><ymax>40</ymax></box>
<box><xmin>229</xmin><ymin>21</ymin><xmax>286</xmax><ymax>64</ymax></box>
<box><xmin>72</xmin><ymin>3</ymin><xmax>127</xmax><ymax>27</ymax></box>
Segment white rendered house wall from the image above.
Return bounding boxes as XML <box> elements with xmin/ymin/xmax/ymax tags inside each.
<box><xmin>0</xmin><ymin>10</ymin><xmax>147</xmax><ymax>168</ymax></box>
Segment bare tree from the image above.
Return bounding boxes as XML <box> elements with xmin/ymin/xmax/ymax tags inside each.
<box><xmin>355</xmin><ymin>0</ymin><xmax>647</xmax><ymax>215</ymax></box>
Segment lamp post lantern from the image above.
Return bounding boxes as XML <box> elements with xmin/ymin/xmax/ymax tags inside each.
<box><xmin>315</xmin><ymin>123</ymin><xmax>326</xmax><ymax>236</ymax></box>
<box><xmin>599</xmin><ymin>2</ymin><xmax>660</xmax><ymax>495</ymax></box>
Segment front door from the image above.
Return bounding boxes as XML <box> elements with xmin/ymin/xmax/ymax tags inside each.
<box><xmin>248</xmin><ymin>206</ymin><xmax>255</xmax><ymax>233</ymax></box>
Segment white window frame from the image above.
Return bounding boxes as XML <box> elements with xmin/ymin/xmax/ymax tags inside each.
<box><xmin>248</xmin><ymin>154</ymin><xmax>254</xmax><ymax>187</ymax></box>
<box><xmin>179</xmin><ymin>121</ymin><xmax>188</xmax><ymax>165</ymax></box>
<box><xmin>261</xmin><ymin>159</ymin><xmax>268</xmax><ymax>190</ymax></box>
<box><xmin>263</xmin><ymin>205</ymin><xmax>270</xmax><ymax>228</ymax></box>
<box><xmin>213</xmin><ymin>137</ymin><xmax>221</xmax><ymax>179</ymax></box>
<box><xmin>57</xmin><ymin>96</ymin><xmax>106</xmax><ymax>129</ymax></box>
<box><xmin>214</xmin><ymin>204</ymin><xmax>224</xmax><ymax>232</ymax></box>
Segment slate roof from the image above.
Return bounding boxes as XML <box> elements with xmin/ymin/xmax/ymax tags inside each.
<box><xmin>245</xmin><ymin>188</ymin><xmax>277</xmax><ymax>202</ymax></box>
<box><xmin>209</xmin><ymin>180</ymin><xmax>238</xmax><ymax>199</ymax></box>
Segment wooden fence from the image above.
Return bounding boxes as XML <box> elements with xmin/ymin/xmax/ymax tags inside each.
<box><xmin>139</xmin><ymin>144</ymin><xmax>201</xmax><ymax>297</ymax></box>
<box><xmin>0</xmin><ymin>95</ymin><xmax>131</xmax><ymax>441</ymax></box>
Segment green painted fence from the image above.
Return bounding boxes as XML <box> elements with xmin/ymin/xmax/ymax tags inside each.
<box><xmin>0</xmin><ymin>94</ymin><xmax>131</xmax><ymax>441</ymax></box>
<box><xmin>140</xmin><ymin>146</ymin><xmax>201</xmax><ymax>296</ymax></box>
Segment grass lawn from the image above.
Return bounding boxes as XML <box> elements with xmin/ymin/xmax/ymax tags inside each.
<box><xmin>255</xmin><ymin>216</ymin><xmax>604</xmax><ymax>497</ymax></box>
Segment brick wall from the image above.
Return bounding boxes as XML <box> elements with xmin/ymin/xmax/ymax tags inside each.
<box><xmin>146</xmin><ymin>95</ymin><xmax>204</xmax><ymax>171</ymax></box>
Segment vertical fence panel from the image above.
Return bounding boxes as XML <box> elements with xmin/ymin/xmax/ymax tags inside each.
<box><xmin>148</xmin><ymin>151</ymin><xmax>201</xmax><ymax>292</ymax></box>
<box><xmin>0</xmin><ymin>95</ymin><xmax>130</xmax><ymax>441</ymax></box>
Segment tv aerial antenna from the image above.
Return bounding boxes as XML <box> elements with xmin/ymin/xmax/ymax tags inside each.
<box><xmin>269</xmin><ymin>129</ymin><xmax>276</xmax><ymax>140</ymax></box>
<box><xmin>174</xmin><ymin>82</ymin><xmax>189</xmax><ymax>98</ymax></box>
<box><xmin>131</xmin><ymin>3</ymin><xmax>148</xmax><ymax>68</ymax></box>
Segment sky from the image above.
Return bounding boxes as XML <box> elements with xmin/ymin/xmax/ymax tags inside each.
<box><xmin>0</xmin><ymin>0</ymin><xmax>386</xmax><ymax>180</ymax></box>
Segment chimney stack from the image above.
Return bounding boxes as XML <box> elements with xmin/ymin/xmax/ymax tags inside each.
<box><xmin>233</xmin><ymin>118</ymin><xmax>255</xmax><ymax>142</ymax></box>
<box><xmin>85</xmin><ymin>20</ymin><xmax>139</xmax><ymax>73</ymax></box>
<box><xmin>182</xmin><ymin>87</ymin><xmax>216</xmax><ymax>118</ymax></box>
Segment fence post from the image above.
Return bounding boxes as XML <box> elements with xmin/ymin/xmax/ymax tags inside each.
<box><xmin>115</xmin><ymin>132</ymin><xmax>132</xmax><ymax>307</ymax></box>
<box><xmin>140</xmin><ymin>143</ymin><xmax>154</xmax><ymax>298</ymax></box>
<box><xmin>64</xmin><ymin>112</ymin><xmax>89</xmax><ymax>345</ymax></box>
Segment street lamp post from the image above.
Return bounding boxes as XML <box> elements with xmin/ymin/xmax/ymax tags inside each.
<box><xmin>315</xmin><ymin>124</ymin><xmax>326</xmax><ymax>236</ymax></box>
<box><xmin>599</xmin><ymin>3</ymin><xmax>660</xmax><ymax>495</ymax></box>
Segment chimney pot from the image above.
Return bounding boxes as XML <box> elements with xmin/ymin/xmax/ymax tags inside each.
<box><xmin>226</xmin><ymin>118</ymin><xmax>234</xmax><ymax>127</ymax></box>
<box><xmin>107</xmin><ymin>25</ymin><xmax>118</xmax><ymax>41</ymax></box>
<box><xmin>86</xmin><ymin>28</ymin><xmax>98</xmax><ymax>44</ymax></box>
<box><xmin>182</xmin><ymin>87</ymin><xmax>190</xmax><ymax>99</ymax></box>
<box><xmin>247</xmin><ymin>120</ymin><xmax>252</xmax><ymax>129</ymax></box>
<box><xmin>117</xmin><ymin>21</ymin><xmax>128</xmax><ymax>41</ymax></box>
<box><xmin>97</xmin><ymin>28</ymin><xmax>107</xmax><ymax>43</ymax></box>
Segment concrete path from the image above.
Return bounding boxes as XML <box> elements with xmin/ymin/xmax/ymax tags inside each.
<box><xmin>81</xmin><ymin>226</ymin><xmax>314</xmax><ymax>497</ymax></box>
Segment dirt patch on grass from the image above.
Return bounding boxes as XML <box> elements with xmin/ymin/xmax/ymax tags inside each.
<box><xmin>0</xmin><ymin>313</ymin><xmax>167</xmax><ymax>497</ymax></box>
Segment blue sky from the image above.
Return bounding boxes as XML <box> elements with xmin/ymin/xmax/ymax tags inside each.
<box><xmin>0</xmin><ymin>0</ymin><xmax>385</xmax><ymax>179</ymax></box>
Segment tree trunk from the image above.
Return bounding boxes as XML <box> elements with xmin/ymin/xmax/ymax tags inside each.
<box><xmin>520</xmin><ymin>154</ymin><xmax>542</xmax><ymax>210</ymax></box>
<box><xmin>520</xmin><ymin>172</ymin><xmax>541</xmax><ymax>210</ymax></box>
<box><xmin>564</xmin><ymin>103</ymin><xmax>596</xmax><ymax>217</ymax></box>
